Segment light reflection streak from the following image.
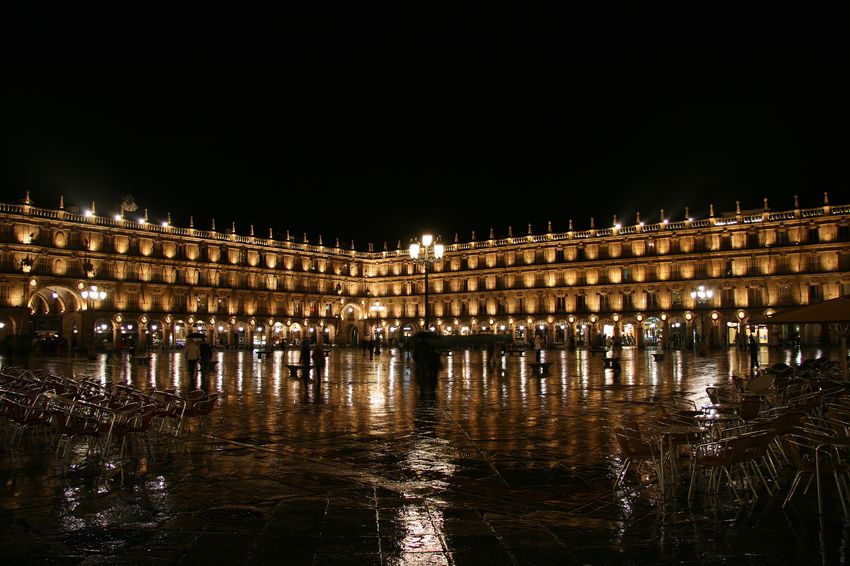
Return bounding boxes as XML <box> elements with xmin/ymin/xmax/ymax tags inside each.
<box><xmin>393</xmin><ymin>505</ymin><xmax>447</xmax><ymax>558</ymax></box>
<box><xmin>369</xmin><ymin>365</ymin><xmax>386</xmax><ymax>409</ymax></box>
<box><xmin>235</xmin><ymin>350</ymin><xmax>245</xmax><ymax>393</ymax></box>
<box><xmin>387</xmin><ymin>359</ymin><xmax>398</xmax><ymax>405</ymax></box>
<box><xmin>671</xmin><ymin>351</ymin><xmax>685</xmax><ymax>383</ymax></box>
<box><xmin>647</xmin><ymin>353</ymin><xmax>659</xmax><ymax>385</ymax></box>
<box><xmin>171</xmin><ymin>354</ymin><xmax>180</xmax><ymax>389</ymax></box>
<box><xmin>147</xmin><ymin>358</ymin><xmax>157</xmax><ymax>389</ymax></box>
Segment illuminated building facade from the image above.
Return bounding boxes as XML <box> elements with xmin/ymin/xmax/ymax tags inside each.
<box><xmin>1</xmin><ymin>193</ymin><xmax>848</xmax><ymax>352</ymax></box>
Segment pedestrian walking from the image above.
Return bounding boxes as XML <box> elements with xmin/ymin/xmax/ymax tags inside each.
<box><xmin>185</xmin><ymin>338</ymin><xmax>200</xmax><ymax>376</ymax></box>
<box><xmin>199</xmin><ymin>338</ymin><xmax>212</xmax><ymax>375</ymax></box>
<box><xmin>534</xmin><ymin>334</ymin><xmax>543</xmax><ymax>362</ymax></box>
<box><xmin>486</xmin><ymin>341</ymin><xmax>497</xmax><ymax>370</ymax></box>
<box><xmin>413</xmin><ymin>338</ymin><xmax>434</xmax><ymax>397</ymax></box>
<box><xmin>312</xmin><ymin>340</ymin><xmax>326</xmax><ymax>380</ymax></box>
<box><xmin>300</xmin><ymin>339</ymin><xmax>311</xmax><ymax>377</ymax></box>
<box><xmin>748</xmin><ymin>335</ymin><xmax>759</xmax><ymax>375</ymax></box>
<box><xmin>429</xmin><ymin>347</ymin><xmax>442</xmax><ymax>392</ymax></box>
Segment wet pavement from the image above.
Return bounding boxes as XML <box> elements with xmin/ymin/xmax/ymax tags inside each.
<box><xmin>1</xmin><ymin>345</ymin><xmax>849</xmax><ymax>565</ymax></box>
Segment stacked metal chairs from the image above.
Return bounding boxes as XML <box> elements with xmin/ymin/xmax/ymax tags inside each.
<box><xmin>613</xmin><ymin>422</ymin><xmax>659</xmax><ymax>489</ymax></box>
<box><xmin>0</xmin><ymin>365</ymin><xmax>222</xmax><ymax>469</ymax></box>
<box><xmin>688</xmin><ymin>429</ymin><xmax>776</xmax><ymax>502</ymax></box>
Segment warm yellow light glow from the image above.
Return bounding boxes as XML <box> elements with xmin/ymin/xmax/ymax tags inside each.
<box><xmin>409</xmin><ymin>242</ymin><xmax>420</xmax><ymax>259</ymax></box>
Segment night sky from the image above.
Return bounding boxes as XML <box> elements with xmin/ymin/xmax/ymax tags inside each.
<box><xmin>2</xmin><ymin>7</ymin><xmax>848</xmax><ymax>250</ymax></box>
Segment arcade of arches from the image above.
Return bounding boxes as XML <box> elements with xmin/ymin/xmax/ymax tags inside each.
<box><xmin>0</xmin><ymin>280</ymin><xmax>781</xmax><ymax>354</ymax></box>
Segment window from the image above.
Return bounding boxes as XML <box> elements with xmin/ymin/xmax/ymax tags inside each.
<box><xmin>645</xmin><ymin>291</ymin><xmax>659</xmax><ymax>309</ymax></box>
<box><xmin>808</xmin><ymin>228</ymin><xmax>820</xmax><ymax>243</ymax></box>
<box><xmin>671</xmin><ymin>290</ymin><xmax>682</xmax><ymax>307</ymax></box>
<box><xmin>576</xmin><ymin>295</ymin><xmax>587</xmax><ymax>312</ymax></box>
<box><xmin>556</xmin><ymin>296</ymin><xmax>566</xmax><ymax>311</ymax></box>
<box><xmin>721</xmin><ymin>288</ymin><xmax>735</xmax><ymax>307</ymax></box>
<box><xmin>747</xmin><ymin>259</ymin><xmax>759</xmax><ymax>276</ymax></box>
<box><xmin>622</xmin><ymin>267</ymin><xmax>631</xmax><ymax>282</ymax></box>
<box><xmin>808</xmin><ymin>284</ymin><xmax>824</xmax><ymax>303</ymax></box>
<box><xmin>622</xmin><ymin>293</ymin><xmax>633</xmax><ymax>310</ymax></box>
<box><xmin>599</xmin><ymin>294</ymin><xmax>610</xmax><ymax>312</ymax></box>
<box><xmin>747</xmin><ymin>287</ymin><xmax>764</xmax><ymax>307</ymax></box>
<box><xmin>693</xmin><ymin>237</ymin><xmax>705</xmax><ymax>252</ymax></box>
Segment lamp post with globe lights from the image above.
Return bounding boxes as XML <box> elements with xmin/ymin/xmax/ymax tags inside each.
<box><xmin>81</xmin><ymin>284</ymin><xmax>107</xmax><ymax>359</ymax></box>
<box><xmin>690</xmin><ymin>284</ymin><xmax>713</xmax><ymax>355</ymax></box>
<box><xmin>409</xmin><ymin>234</ymin><xmax>445</xmax><ymax>332</ymax></box>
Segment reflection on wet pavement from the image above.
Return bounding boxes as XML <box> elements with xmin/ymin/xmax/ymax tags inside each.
<box><xmin>0</xmin><ymin>346</ymin><xmax>848</xmax><ymax>564</ymax></box>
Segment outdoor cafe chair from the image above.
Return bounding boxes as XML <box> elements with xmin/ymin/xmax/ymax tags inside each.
<box><xmin>782</xmin><ymin>432</ymin><xmax>850</xmax><ymax>516</ymax></box>
<box><xmin>0</xmin><ymin>390</ymin><xmax>54</xmax><ymax>450</ymax></box>
<box><xmin>51</xmin><ymin>398</ymin><xmax>116</xmax><ymax>463</ymax></box>
<box><xmin>123</xmin><ymin>402</ymin><xmax>157</xmax><ymax>457</ymax></box>
<box><xmin>659</xmin><ymin>397</ymin><xmax>702</xmax><ymax>420</ymax></box>
<box><xmin>705</xmin><ymin>385</ymin><xmax>739</xmax><ymax>405</ymax></box>
<box><xmin>149</xmin><ymin>389</ymin><xmax>189</xmax><ymax>439</ymax></box>
<box><xmin>688</xmin><ymin>429</ymin><xmax>774</xmax><ymax>503</ymax></box>
<box><xmin>613</xmin><ymin>425</ymin><xmax>658</xmax><ymax>490</ymax></box>
<box><xmin>181</xmin><ymin>390</ymin><xmax>220</xmax><ymax>435</ymax></box>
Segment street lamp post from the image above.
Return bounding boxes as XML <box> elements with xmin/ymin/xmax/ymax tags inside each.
<box><xmin>81</xmin><ymin>284</ymin><xmax>107</xmax><ymax>359</ymax></box>
<box><xmin>690</xmin><ymin>284</ymin><xmax>713</xmax><ymax>355</ymax></box>
<box><xmin>409</xmin><ymin>234</ymin><xmax>445</xmax><ymax>331</ymax></box>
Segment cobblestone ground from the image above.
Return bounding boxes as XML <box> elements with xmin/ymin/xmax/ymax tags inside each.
<box><xmin>1</xmin><ymin>345</ymin><xmax>849</xmax><ymax>565</ymax></box>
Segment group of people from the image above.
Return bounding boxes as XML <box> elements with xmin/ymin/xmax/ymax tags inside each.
<box><xmin>362</xmin><ymin>338</ymin><xmax>382</xmax><ymax>359</ymax></box>
<box><xmin>412</xmin><ymin>338</ymin><xmax>442</xmax><ymax>397</ymax></box>
<box><xmin>185</xmin><ymin>335</ymin><xmax>447</xmax><ymax>395</ymax></box>
<box><xmin>299</xmin><ymin>339</ymin><xmax>326</xmax><ymax>379</ymax></box>
<box><xmin>184</xmin><ymin>337</ymin><xmax>213</xmax><ymax>375</ymax></box>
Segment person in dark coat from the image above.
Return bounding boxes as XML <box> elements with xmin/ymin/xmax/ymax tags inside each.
<box><xmin>412</xmin><ymin>339</ymin><xmax>434</xmax><ymax>394</ymax></box>
<box><xmin>428</xmin><ymin>348</ymin><xmax>442</xmax><ymax>392</ymax></box>
<box><xmin>199</xmin><ymin>339</ymin><xmax>213</xmax><ymax>375</ymax></box>
<box><xmin>748</xmin><ymin>335</ymin><xmax>759</xmax><ymax>375</ymax></box>
<box><xmin>300</xmin><ymin>339</ymin><xmax>312</xmax><ymax>378</ymax></box>
<box><xmin>311</xmin><ymin>340</ymin><xmax>326</xmax><ymax>380</ymax></box>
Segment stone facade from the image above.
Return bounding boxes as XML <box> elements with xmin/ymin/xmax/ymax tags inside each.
<box><xmin>1</xmin><ymin>194</ymin><xmax>848</xmax><ymax>352</ymax></box>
